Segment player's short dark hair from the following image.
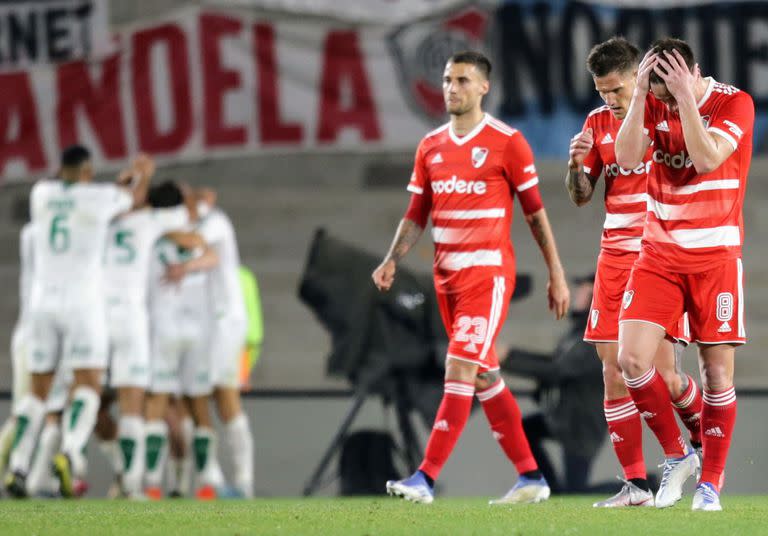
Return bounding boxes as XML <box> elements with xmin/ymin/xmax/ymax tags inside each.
<box><xmin>60</xmin><ymin>144</ymin><xmax>91</xmax><ymax>168</ymax></box>
<box><xmin>147</xmin><ymin>180</ymin><xmax>183</xmax><ymax>208</ymax></box>
<box><xmin>649</xmin><ymin>37</ymin><xmax>695</xmax><ymax>85</ymax></box>
<box><xmin>586</xmin><ymin>37</ymin><xmax>640</xmax><ymax>77</ymax></box>
<box><xmin>447</xmin><ymin>50</ymin><xmax>492</xmax><ymax>79</ymax></box>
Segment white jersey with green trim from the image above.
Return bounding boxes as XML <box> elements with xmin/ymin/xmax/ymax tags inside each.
<box><xmin>197</xmin><ymin>208</ymin><xmax>246</xmax><ymax>320</ymax></box>
<box><xmin>18</xmin><ymin>223</ymin><xmax>35</xmax><ymax>325</ymax></box>
<box><xmin>105</xmin><ymin>206</ymin><xmax>188</xmax><ymax>306</ymax></box>
<box><xmin>30</xmin><ymin>179</ymin><xmax>132</xmax><ymax>292</ymax></box>
<box><xmin>149</xmin><ymin>238</ymin><xmax>211</xmax><ymax>325</ymax></box>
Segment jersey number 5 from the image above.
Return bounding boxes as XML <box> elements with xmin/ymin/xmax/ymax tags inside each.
<box><xmin>114</xmin><ymin>230</ymin><xmax>136</xmax><ymax>264</ymax></box>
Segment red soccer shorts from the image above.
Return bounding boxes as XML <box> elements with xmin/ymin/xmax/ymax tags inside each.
<box><xmin>436</xmin><ymin>276</ymin><xmax>514</xmax><ymax>372</ymax></box>
<box><xmin>619</xmin><ymin>259</ymin><xmax>745</xmax><ymax>345</ymax></box>
<box><xmin>586</xmin><ymin>256</ymin><xmax>693</xmax><ymax>344</ymax></box>
<box><xmin>584</xmin><ymin>257</ymin><xmax>632</xmax><ymax>343</ymax></box>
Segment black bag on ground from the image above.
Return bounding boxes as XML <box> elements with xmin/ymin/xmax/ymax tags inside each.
<box><xmin>339</xmin><ymin>430</ymin><xmax>400</xmax><ymax>495</ymax></box>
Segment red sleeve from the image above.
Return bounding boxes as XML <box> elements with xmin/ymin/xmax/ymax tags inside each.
<box><xmin>581</xmin><ymin>115</ymin><xmax>603</xmax><ymax>179</ymax></box>
<box><xmin>403</xmin><ymin>191</ymin><xmax>431</xmax><ymax>228</ymax></box>
<box><xmin>706</xmin><ymin>91</ymin><xmax>754</xmax><ymax>151</ymax></box>
<box><xmin>503</xmin><ymin>132</ymin><xmax>543</xmax><ymax>215</ymax></box>
<box><xmin>403</xmin><ymin>140</ymin><xmax>431</xmax><ymax>227</ymax></box>
<box><xmin>406</xmin><ymin>140</ymin><xmax>428</xmax><ymax>195</ymax></box>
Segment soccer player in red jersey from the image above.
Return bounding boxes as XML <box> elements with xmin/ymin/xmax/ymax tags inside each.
<box><xmin>372</xmin><ymin>51</ymin><xmax>570</xmax><ymax>504</ymax></box>
<box><xmin>566</xmin><ymin>38</ymin><xmax>703</xmax><ymax>508</ymax></box>
<box><xmin>615</xmin><ymin>38</ymin><xmax>754</xmax><ymax>511</ymax></box>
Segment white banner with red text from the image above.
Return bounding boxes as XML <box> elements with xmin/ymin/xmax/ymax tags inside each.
<box><xmin>1</xmin><ymin>5</ymin><xmax>494</xmax><ymax>181</ymax></box>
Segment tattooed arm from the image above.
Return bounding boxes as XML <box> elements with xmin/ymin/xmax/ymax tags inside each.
<box><xmin>565</xmin><ymin>127</ymin><xmax>598</xmax><ymax>206</ymax></box>
<box><xmin>525</xmin><ymin>208</ymin><xmax>570</xmax><ymax>319</ymax></box>
<box><xmin>372</xmin><ymin>218</ymin><xmax>424</xmax><ymax>292</ymax></box>
<box><xmin>565</xmin><ymin>165</ymin><xmax>598</xmax><ymax>206</ymax></box>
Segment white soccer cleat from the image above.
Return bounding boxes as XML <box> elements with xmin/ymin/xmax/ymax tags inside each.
<box><xmin>489</xmin><ymin>475</ymin><xmax>550</xmax><ymax>505</ymax></box>
<box><xmin>655</xmin><ymin>450</ymin><xmax>700</xmax><ymax>508</ymax></box>
<box><xmin>692</xmin><ymin>482</ymin><xmax>722</xmax><ymax>511</ymax></box>
<box><xmin>386</xmin><ymin>472</ymin><xmax>434</xmax><ymax>504</ymax></box>
<box><xmin>593</xmin><ymin>479</ymin><xmax>654</xmax><ymax>508</ymax></box>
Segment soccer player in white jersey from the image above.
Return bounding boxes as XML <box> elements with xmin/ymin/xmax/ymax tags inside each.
<box><xmin>0</xmin><ymin>224</ymin><xmax>34</xmax><ymax>476</ymax></box>
<box><xmin>143</xmin><ymin>182</ymin><xmax>221</xmax><ymax>500</ymax></box>
<box><xmin>103</xmin><ymin>161</ymin><xmax>195</xmax><ymax>497</ymax></box>
<box><xmin>165</xmin><ymin>202</ymin><xmax>254</xmax><ymax>498</ymax></box>
<box><xmin>5</xmin><ymin>145</ymin><xmax>149</xmax><ymax>498</ymax></box>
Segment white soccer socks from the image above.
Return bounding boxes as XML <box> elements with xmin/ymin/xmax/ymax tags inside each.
<box><xmin>61</xmin><ymin>386</ymin><xmax>100</xmax><ymax>477</ymax></box>
<box><xmin>9</xmin><ymin>394</ymin><xmax>46</xmax><ymax>475</ymax></box>
<box><xmin>144</xmin><ymin>420</ymin><xmax>169</xmax><ymax>490</ymax></box>
<box><xmin>97</xmin><ymin>439</ymin><xmax>123</xmax><ymax>476</ymax></box>
<box><xmin>118</xmin><ymin>415</ymin><xmax>145</xmax><ymax>495</ymax></box>
<box><xmin>27</xmin><ymin>420</ymin><xmax>61</xmax><ymax>495</ymax></box>
<box><xmin>223</xmin><ymin>413</ymin><xmax>254</xmax><ymax>497</ymax></box>
<box><xmin>166</xmin><ymin>416</ymin><xmax>194</xmax><ymax>496</ymax></box>
<box><xmin>193</xmin><ymin>427</ymin><xmax>223</xmax><ymax>491</ymax></box>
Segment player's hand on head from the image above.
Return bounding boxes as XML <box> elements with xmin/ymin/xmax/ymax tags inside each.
<box><xmin>547</xmin><ymin>274</ymin><xmax>570</xmax><ymax>320</ymax></box>
<box><xmin>636</xmin><ymin>50</ymin><xmax>658</xmax><ymax>93</ymax></box>
<box><xmin>372</xmin><ymin>259</ymin><xmax>396</xmax><ymax>292</ymax></box>
<box><xmin>654</xmin><ymin>50</ymin><xmax>695</xmax><ymax>100</ymax></box>
<box><xmin>568</xmin><ymin>128</ymin><xmax>593</xmax><ymax>167</ymax></box>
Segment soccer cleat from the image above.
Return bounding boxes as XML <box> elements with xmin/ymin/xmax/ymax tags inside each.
<box><xmin>4</xmin><ymin>471</ymin><xmax>28</xmax><ymax>499</ymax></box>
<box><xmin>195</xmin><ymin>484</ymin><xmax>217</xmax><ymax>501</ymax></box>
<box><xmin>52</xmin><ymin>453</ymin><xmax>75</xmax><ymax>499</ymax></box>
<box><xmin>386</xmin><ymin>472</ymin><xmax>434</xmax><ymax>504</ymax></box>
<box><xmin>489</xmin><ymin>475</ymin><xmax>551</xmax><ymax>505</ymax></box>
<box><xmin>145</xmin><ymin>486</ymin><xmax>163</xmax><ymax>501</ymax></box>
<box><xmin>593</xmin><ymin>479</ymin><xmax>654</xmax><ymax>508</ymax></box>
<box><xmin>692</xmin><ymin>482</ymin><xmax>722</xmax><ymax>511</ymax></box>
<box><xmin>694</xmin><ymin>445</ymin><xmax>703</xmax><ymax>481</ymax></box>
<box><xmin>655</xmin><ymin>450</ymin><xmax>700</xmax><ymax>508</ymax></box>
<box><xmin>216</xmin><ymin>484</ymin><xmax>245</xmax><ymax>499</ymax></box>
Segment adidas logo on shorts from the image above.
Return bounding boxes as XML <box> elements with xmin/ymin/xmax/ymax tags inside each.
<box><xmin>718</xmin><ymin>321</ymin><xmax>732</xmax><ymax>333</ymax></box>
<box><xmin>640</xmin><ymin>411</ymin><xmax>656</xmax><ymax>420</ymax></box>
<box><xmin>610</xmin><ymin>432</ymin><xmax>623</xmax><ymax>443</ymax></box>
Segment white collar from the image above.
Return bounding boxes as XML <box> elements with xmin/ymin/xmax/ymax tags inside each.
<box><xmin>697</xmin><ymin>77</ymin><xmax>715</xmax><ymax>109</ymax></box>
<box><xmin>449</xmin><ymin>113</ymin><xmax>489</xmax><ymax>146</ymax></box>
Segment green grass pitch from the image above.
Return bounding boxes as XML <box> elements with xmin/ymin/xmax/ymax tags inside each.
<box><xmin>1</xmin><ymin>496</ymin><xmax>767</xmax><ymax>535</ymax></box>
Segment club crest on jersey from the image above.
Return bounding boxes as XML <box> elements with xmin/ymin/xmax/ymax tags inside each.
<box><xmin>471</xmin><ymin>147</ymin><xmax>489</xmax><ymax>168</ymax></box>
<box><xmin>622</xmin><ymin>290</ymin><xmax>635</xmax><ymax>310</ymax></box>
<box><xmin>387</xmin><ymin>5</ymin><xmax>494</xmax><ymax>122</ymax></box>
<box><xmin>591</xmin><ymin>310</ymin><xmax>599</xmax><ymax>329</ymax></box>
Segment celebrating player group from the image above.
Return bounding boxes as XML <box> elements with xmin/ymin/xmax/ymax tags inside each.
<box><xmin>374</xmin><ymin>36</ymin><xmax>753</xmax><ymax>512</ymax></box>
<box><xmin>0</xmin><ymin>147</ymin><xmax>256</xmax><ymax>500</ymax></box>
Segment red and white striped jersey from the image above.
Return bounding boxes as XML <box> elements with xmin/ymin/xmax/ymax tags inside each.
<box><xmin>582</xmin><ymin>105</ymin><xmax>653</xmax><ymax>267</ymax></box>
<box><xmin>639</xmin><ymin>78</ymin><xmax>754</xmax><ymax>273</ymax></box>
<box><xmin>406</xmin><ymin>114</ymin><xmax>543</xmax><ymax>294</ymax></box>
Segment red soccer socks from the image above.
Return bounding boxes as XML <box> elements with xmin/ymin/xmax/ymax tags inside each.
<box><xmin>672</xmin><ymin>375</ymin><xmax>703</xmax><ymax>446</ymax></box>
<box><xmin>477</xmin><ymin>380</ymin><xmax>538</xmax><ymax>474</ymax></box>
<box><xmin>624</xmin><ymin>367</ymin><xmax>686</xmax><ymax>458</ymax></box>
<box><xmin>700</xmin><ymin>387</ymin><xmax>737</xmax><ymax>491</ymax></box>
<box><xmin>604</xmin><ymin>396</ymin><xmax>646</xmax><ymax>480</ymax></box>
<box><xmin>418</xmin><ymin>381</ymin><xmax>474</xmax><ymax>480</ymax></box>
